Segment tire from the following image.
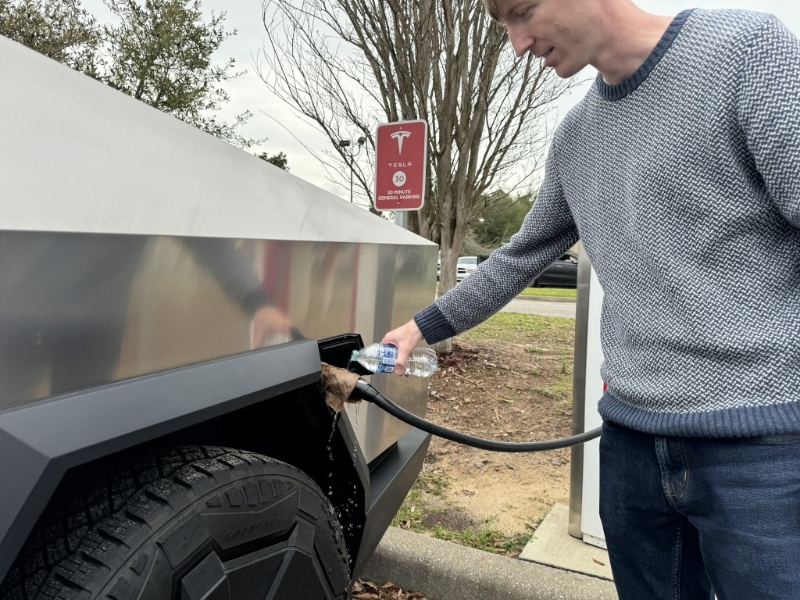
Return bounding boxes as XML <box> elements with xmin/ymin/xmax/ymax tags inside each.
<box><xmin>1</xmin><ymin>446</ymin><xmax>350</xmax><ymax>600</ymax></box>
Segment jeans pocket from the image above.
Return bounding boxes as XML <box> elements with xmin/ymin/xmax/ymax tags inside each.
<box><xmin>750</xmin><ymin>433</ymin><xmax>800</xmax><ymax>445</ymax></box>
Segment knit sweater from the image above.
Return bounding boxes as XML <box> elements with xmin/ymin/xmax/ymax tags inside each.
<box><xmin>415</xmin><ymin>9</ymin><xmax>800</xmax><ymax>438</ymax></box>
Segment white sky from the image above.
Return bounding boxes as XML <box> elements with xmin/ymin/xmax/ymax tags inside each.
<box><xmin>81</xmin><ymin>0</ymin><xmax>800</xmax><ymax>200</ymax></box>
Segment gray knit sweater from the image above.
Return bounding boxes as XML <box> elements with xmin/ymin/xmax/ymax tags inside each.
<box><xmin>415</xmin><ymin>9</ymin><xmax>800</xmax><ymax>438</ymax></box>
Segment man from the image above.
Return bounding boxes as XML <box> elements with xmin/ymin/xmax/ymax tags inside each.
<box><xmin>382</xmin><ymin>1</ymin><xmax>800</xmax><ymax>598</ymax></box>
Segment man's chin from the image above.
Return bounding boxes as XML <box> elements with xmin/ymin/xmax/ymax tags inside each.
<box><xmin>552</xmin><ymin>62</ymin><xmax>585</xmax><ymax>79</ymax></box>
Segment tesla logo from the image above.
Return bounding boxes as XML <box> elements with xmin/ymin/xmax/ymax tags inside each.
<box><xmin>390</xmin><ymin>130</ymin><xmax>411</xmax><ymax>154</ymax></box>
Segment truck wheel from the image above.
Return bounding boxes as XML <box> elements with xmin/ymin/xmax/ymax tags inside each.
<box><xmin>1</xmin><ymin>446</ymin><xmax>350</xmax><ymax>600</ymax></box>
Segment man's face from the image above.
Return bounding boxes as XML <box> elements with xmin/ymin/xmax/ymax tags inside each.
<box><xmin>498</xmin><ymin>0</ymin><xmax>598</xmax><ymax>78</ymax></box>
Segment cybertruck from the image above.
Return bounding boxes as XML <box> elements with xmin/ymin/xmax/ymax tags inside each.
<box><xmin>0</xmin><ymin>35</ymin><xmax>435</xmax><ymax>600</ymax></box>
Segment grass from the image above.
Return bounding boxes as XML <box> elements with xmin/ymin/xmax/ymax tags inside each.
<box><xmin>430</xmin><ymin>522</ymin><xmax>533</xmax><ymax>555</ymax></box>
<box><xmin>461</xmin><ymin>311</ymin><xmax>576</xmax><ymax>413</ymax></box>
<box><xmin>460</xmin><ymin>311</ymin><xmax>575</xmax><ymax>346</ymax></box>
<box><xmin>518</xmin><ymin>287</ymin><xmax>577</xmax><ymax>299</ymax></box>
<box><xmin>437</xmin><ymin>285</ymin><xmax>575</xmax><ymax>300</ymax></box>
<box><xmin>392</xmin><ymin>476</ymin><xmax>534</xmax><ymax>556</ymax></box>
<box><xmin>525</xmin><ymin>346</ymin><xmax>546</xmax><ymax>354</ymax></box>
<box><xmin>417</xmin><ymin>473</ymin><xmax>450</xmax><ymax>496</ymax></box>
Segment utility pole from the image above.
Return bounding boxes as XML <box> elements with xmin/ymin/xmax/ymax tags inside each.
<box><xmin>479</xmin><ymin>218</ymin><xmax>489</xmax><ymax>245</ymax></box>
<box><xmin>337</xmin><ymin>137</ymin><xmax>366</xmax><ymax>203</ymax></box>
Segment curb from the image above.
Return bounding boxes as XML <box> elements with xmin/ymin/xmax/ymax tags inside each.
<box><xmin>361</xmin><ymin>527</ymin><xmax>618</xmax><ymax>600</ymax></box>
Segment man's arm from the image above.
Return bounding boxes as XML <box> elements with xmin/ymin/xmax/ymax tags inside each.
<box><xmin>183</xmin><ymin>238</ymin><xmax>292</xmax><ymax>346</ymax></box>
<box><xmin>383</xmin><ymin>143</ymin><xmax>579</xmax><ymax>374</ymax></box>
<box><xmin>737</xmin><ymin>15</ymin><xmax>800</xmax><ymax>228</ymax></box>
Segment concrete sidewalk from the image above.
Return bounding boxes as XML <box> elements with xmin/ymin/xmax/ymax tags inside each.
<box><xmin>520</xmin><ymin>504</ymin><xmax>613</xmax><ymax>582</ymax></box>
<box><xmin>361</xmin><ymin>526</ymin><xmax>618</xmax><ymax>600</ymax></box>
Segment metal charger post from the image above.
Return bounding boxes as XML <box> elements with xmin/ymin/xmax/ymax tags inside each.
<box><xmin>569</xmin><ymin>244</ymin><xmax>594</xmax><ymax>538</ymax></box>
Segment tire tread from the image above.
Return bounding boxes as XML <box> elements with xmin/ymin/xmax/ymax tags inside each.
<box><xmin>1</xmin><ymin>446</ymin><xmax>347</xmax><ymax>600</ymax></box>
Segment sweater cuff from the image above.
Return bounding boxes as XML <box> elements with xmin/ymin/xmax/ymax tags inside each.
<box><xmin>240</xmin><ymin>288</ymin><xmax>272</xmax><ymax>314</ymax></box>
<box><xmin>414</xmin><ymin>304</ymin><xmax>457</xmax><ymax>344</ymax></box>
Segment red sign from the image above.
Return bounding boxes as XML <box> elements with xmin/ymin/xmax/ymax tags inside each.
<box><xmin>374</xmin><ymin>120</ymin><xmax>427</xmax><ymax>211</ymax></box>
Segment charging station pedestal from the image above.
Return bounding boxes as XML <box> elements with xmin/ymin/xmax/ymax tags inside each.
<box><xmin>569</xmin><ymin>247</ymin><xmax>607</xmax><ymax>549</ymax></box>
<box><xmin>580</xmin><ymin>265</ymin><xmax>606</xmax><ymax>548</ymax></box>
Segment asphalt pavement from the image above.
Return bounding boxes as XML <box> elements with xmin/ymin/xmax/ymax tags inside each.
<box><xmin>502</xmin><ymin>295</ymin><xmax>577</xmax><ymax>318</ymax></box>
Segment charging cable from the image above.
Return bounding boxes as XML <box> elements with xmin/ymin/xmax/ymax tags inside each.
<box><xmin>351</xmin><ymin>379</ymin><xmax>601</xmax><ymax>452</ymax></box>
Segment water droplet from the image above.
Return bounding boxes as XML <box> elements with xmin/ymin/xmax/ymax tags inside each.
<box><xmin>328</xmin><ymin>412</ymin><xmax>340</xmax><ymax>444</ymax></box>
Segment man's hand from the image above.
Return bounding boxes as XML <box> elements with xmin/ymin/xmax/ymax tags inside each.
<box><xmin>381</xmin><ymin>319</ymin><xmax>424</xmax><ymax>375</ymax></box>
<box><xmin>252</xmin><ymin>305</ymin><xmax>293</xmax><ymax>348</ymax></box>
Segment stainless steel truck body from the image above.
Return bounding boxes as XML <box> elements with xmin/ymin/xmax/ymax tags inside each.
<box><xmin>0</xmin><ymin>35</ymin><xmax>435</xmax><ymax>600</ymax></box>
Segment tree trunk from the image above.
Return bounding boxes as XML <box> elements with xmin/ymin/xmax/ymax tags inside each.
<box><xmin>257</xmin><ymin>0</ymin><xmax>579</xmax><ymax>352</ymax></box>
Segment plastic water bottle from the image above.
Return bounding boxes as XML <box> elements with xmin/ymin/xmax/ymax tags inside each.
<box><xmin>351</xmin><ymin>344</ymin><xmax>438</xmax><ymax>377</ymax></box>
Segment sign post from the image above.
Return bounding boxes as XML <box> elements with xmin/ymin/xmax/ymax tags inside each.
<box><xmin>374</xmin><ymin>120</ymin><xmax>428</xmax><ymax>222</ymax></box>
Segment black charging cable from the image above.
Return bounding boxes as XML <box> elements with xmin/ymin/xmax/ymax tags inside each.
<box><xmin>351</xmin><ymin>379</ymin><xmax>601</xmax><ymax>453</ymax></box>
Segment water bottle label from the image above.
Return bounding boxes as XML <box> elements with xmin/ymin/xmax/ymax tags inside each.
<box><xmin>377</xmin><ymin>344</ymin><xmax>398</xmax><ymax>373</ymax></box>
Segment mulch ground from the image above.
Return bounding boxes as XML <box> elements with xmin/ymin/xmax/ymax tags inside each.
<box><xmin>353</xmin><ymin>580</ymin><xmax>432</xmax><ymax>599</ymax></box>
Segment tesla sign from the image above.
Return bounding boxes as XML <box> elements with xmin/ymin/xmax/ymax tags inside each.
<box><xmin>374</xmin><ymin>120</ymin><xmax>427</xmax><ymax>211</ymax></box>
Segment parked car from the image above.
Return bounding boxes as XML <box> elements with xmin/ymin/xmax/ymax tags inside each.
<box><xmin>456</xmin><ymin>256</ymin><xmax>478</xmax><ymax>282</ymax></box>
<box><xmin>456</xmin><ymin>255</ymin><xmax>491</xmax><ymax>282</ymax></box>
<box><xmin>530</xmin><ymin>252</ymin><xmax>579</xmax><ymax>288</ymax></box>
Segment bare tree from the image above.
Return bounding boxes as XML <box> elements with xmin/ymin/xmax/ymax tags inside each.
<box><xmin>257</xmin><ymin>0</ymin><xmax>576</xmax><ymax>349</ymax></box>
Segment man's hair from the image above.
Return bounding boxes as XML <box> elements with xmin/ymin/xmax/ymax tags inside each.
<box><xmin>482</xmin><ymin>0</ymin><xmax>502</xmax><ymax>23</ymax></box>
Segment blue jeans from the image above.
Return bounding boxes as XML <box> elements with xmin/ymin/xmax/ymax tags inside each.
<box><xmin>600</xmin><ymin>421</ymin><xmax>800</xmax><ymax>600</ymax></box>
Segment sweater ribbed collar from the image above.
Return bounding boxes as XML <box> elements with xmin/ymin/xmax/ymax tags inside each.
<box><xmin>595</xmin><ymin>9</ymin><xmax>694</xmax><ymax>102</ymax></box>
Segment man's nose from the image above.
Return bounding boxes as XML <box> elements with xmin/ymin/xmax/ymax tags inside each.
<box><xmin>507</xmin><ymin>28</ymin><xmax>531</xmax><ymax>58</ymax></box>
